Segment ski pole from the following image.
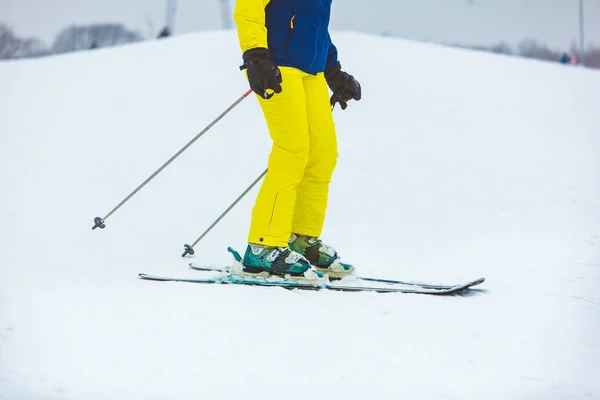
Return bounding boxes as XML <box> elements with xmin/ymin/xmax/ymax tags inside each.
<box><xmin>181</xmin><ymin>168</ymin><xmax>267</xmax><ymax>257</ymax></box>
<box><xmin>92</xmin><ymin>88</ymin><xmax>254</xmax><ymax>230</ymax></box>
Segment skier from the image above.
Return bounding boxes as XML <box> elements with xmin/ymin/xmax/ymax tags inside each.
<box><xmin>157</xmin><ymin>26</ymin><xmax>171</xmax><ymax>39</ymax></box>
<box><xmin>560</xmin><ymin>53</ymin><xmax>571</xmax><ymax>64</ymax></box>
<box><xmin>233</xmin><ymin>0</ymin><xmax>361</xmax><ymax>279</ymax></box>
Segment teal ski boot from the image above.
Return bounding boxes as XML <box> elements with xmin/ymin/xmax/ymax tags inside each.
<box><xmin>288</xmin><ymin>233</ymin><xmax>355</xmax><ymax>278</ymax></box>
<box><xmin>241</xmin><ymin>244</ymin><xmax>325</xmax><ymax>283</ymax></box>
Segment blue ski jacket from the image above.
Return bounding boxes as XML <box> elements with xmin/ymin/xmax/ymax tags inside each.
<box><xmin>234</xmin><ymin>0</ymin><xmax>338</xmax><ymax>75</ymax></box>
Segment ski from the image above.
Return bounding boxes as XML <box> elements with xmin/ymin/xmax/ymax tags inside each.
<box><xmin>138</xmin><ymin>273</ymin><xmax>484</xmax><ymax>294</ymax></box>
<box><xmin>188</xmin><ymin>263</ymin><xmax>476</xmax><ymax>291</ymax></box>
<box><xmin>193</xmin><ymin>246</ymin><xmax>483</xmax><ymax>290</ymax></box>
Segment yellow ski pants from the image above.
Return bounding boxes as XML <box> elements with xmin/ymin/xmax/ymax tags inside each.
<box><xmin>249</xmin><ymin>66</ymin><xmax>338</xmax><ymax>247</ymax></box>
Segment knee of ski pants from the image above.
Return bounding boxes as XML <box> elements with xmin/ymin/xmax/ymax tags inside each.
<box><xmin>324</xmin><ymin>150</ymin><xmax>339</xmax><ymax>180</ymax></box>
<box><xmin>304</xmin><ymin>124</ymin><xmax>338</xmax><ymax>182</ymax></box>
<box><xmin>302</xmin><ymin>71</ymin><xmax>339</xmax><ymax>180</ymax></box>
<box><xmin>262</xmin><ymin>111</ymin><xmax>311</xmax><ymax>184</ymax></box>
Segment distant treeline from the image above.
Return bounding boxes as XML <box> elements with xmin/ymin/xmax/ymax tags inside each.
<box><xmin>450</xmin><ymin>38</ymin><xmax>600</xmax><ymax>69</ymax></box>
<box><xmin>0</xmin><ymin>23</ymin><xmax>144</xmax><ymax>59</ymax></box>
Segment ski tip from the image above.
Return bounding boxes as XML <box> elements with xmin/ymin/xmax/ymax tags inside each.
<box><xmin>470</xmin><ymin>277</ymin><xmax>486</xmax><ymax>287</ymax></box>
<box><xmin>227</xmin><ymin>246</ymin><xmax>243</xmax><ymax>262</ymax></box>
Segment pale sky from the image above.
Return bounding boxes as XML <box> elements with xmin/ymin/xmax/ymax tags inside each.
<box><xmin>1</xmin><ymin>0</ymin><xmax>599</xmax><ymax>50</ymax></box>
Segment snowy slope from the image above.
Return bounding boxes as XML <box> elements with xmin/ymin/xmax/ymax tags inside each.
<box><xmin>1</xmin><ymin>31</ymin><xmax>599</xmax><ymax>399</ymax></box>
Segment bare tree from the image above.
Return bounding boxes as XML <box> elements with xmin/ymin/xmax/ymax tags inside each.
<box><xmin>517</xmin><ymin>38</ymin><xmax>561</xmax><ymax>62</ymax></box>
<box><xmin>0</xmin><ymin>23</ymin><xmax>48</xmax><ymax>59</ymax></box>
<box><xmin>52</xmin><ymin>23</ymin><xmax>144</xmax><ymax>54</ymax></box>
<box><xmin>585</xmin><ymin>48</ymin><xmax>600</xmax><ymax>69</ymax></box>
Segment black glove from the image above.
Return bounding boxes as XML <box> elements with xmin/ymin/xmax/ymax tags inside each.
<box><xmin>325</xmin><ymin>61</ymin><xmax>361</xmax><ymax>110</ymax></box>
<box><xmin>241</xmin><ymin>48</ymin><xmax>282</xmax><ymax>99</ymax></box>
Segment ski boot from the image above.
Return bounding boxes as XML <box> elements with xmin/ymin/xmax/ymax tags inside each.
<box><xmin>288</xmin><ymin>233</ymin><xmax>355</xmax><ymax>278</ymax></box>
<box><xmin>241</xmin><ymin>244</ymin><xmax>325</xmax><ymax>283</ymax></box>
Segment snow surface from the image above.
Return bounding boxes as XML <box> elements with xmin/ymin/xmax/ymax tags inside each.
<box><xmin>1</xmin><ymin>31</ymin><xmax>599</xmax><ymax>399</ymax></box>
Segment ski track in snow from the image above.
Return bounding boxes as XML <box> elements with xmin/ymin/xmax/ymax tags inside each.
<box><xmin>1</xmin><ymin>31</ymin><xmax>599</xmax><ymax>399</ymax></box>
